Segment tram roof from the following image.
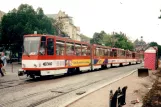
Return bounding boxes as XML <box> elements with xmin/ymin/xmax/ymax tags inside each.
<box><xmin>24</xmin><ymin>34</ymin><xmax>90</xmax><ymax>45</ymax></box>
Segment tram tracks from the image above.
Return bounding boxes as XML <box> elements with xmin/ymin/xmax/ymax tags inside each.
<box><xmin>0</xmin><ymin>64</ymin><xmax>142</xmax><ymax>107</ymax></box>
<box><xmin>27</xmin><ymin>72</ymin><xmax>126</xmax><ymax>107</ymax></box>
<box><xmin>0</xmin><ymin>79</ymin><xmax>27</xmax><ymax>89</ymax></box>
<box><xmin>1</xmin><ymin>67</ymin><xmax>133</xmax><ymax>107</ymax></box>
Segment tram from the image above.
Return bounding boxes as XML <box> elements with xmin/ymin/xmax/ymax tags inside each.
<box><xmin>19</xmin><ymin>34</ymin><xmax>143</xmax><ymax>78</ymax></box>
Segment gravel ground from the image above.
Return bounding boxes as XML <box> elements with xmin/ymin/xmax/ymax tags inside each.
<box><xmin>67</xmin><ymin>70</ymin><xmax>156</xmax><ymax>107</ymax></box>
<box><xmin>142</xmin><ymin>71</ymin><xmax>161</xmax><ymax>107</ymax></box>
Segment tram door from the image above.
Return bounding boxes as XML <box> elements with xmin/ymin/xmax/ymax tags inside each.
<box><xmin>46</xmin><ymin>38</ymin><xmax>54</xmax><ymax>56</ymax></box>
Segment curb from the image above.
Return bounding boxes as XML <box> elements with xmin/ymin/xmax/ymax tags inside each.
<box><xmin>62</xmin><ymin>69</ymin><xmax>137</xmax><ymax>107</ymax></box>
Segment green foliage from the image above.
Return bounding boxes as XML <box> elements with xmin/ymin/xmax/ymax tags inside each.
<box><xmin>149</xmin><ymin>42</ymin><xmax>158</xmax><ymax>47</ymax></box>
<box><xmin>90</xmin><ymin>31</ymin><xmax>106</xmax><ymax>45</ymax></box>
<box><xmin>80</xmin><ymin>34</ymin><xmax>90</xmax><ymax>40</ymax></box>
<box><xmin>149</xmin><ymin>42</ymin><xmax>161</xmax><ymax>57</ymax></box>
<box><xmin>111</xmin><ymin>32</ymin><xmax>134</xmax><ymax>50</ymax></box>
<box><xmin>0</xmin><ymin>4</ymin><xmax>57</xmax><ymax>51</ymax></box>
<box><xmin>91</xmin><ymin>31</ymin><xmax>134</xmax><ymax>50</ymax></box>
<box><xmin>80</xmin><ymin>34</ymin><xmax>91</xmax><ymax>43</ymax></box>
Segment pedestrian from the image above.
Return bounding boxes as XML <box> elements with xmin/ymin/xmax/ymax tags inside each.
<box><xmin>0</xmin><ymin>57</ymin><xmax>4</xmax><ymax>77</ymax></box>
<box><xmin>1</xmin><ymin>52</ymin><xmax>7</xmax><ymax>74</ymax></box>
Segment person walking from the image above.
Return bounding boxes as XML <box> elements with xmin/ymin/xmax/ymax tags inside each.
<box><xmin>0</xmin><ymin>57</ymin><xmax>4</xmax><ymax>77</ymax></box>
<box><xmin>1</xmin><ymin>52</ymin><xmax>7</xmax><ymax>74</ymax></box>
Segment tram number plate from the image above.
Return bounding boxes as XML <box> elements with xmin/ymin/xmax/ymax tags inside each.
<box><xmin>43</xmin><ymin>62</ymin><xmax>52</xmax><ymax>66</ymax></box>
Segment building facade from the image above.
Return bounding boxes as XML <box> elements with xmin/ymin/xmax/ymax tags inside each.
<box><xmin>134</xmin><ymin>39</ymin><xmax>149</xmax><ymax>51</ymax></box>
<box><xmin>47</xmin><ymin>11</ymin><xmax>81</xmax><ymax>41</ymax></box>
<box><xmin>0</xmin><ymin>10</ymin><xmax>5</xmax><ymax>21</ymax></box>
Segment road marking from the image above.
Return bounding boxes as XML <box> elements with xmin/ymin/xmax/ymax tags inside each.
<box><xmin>61</xmin><ymin>69</ymin><xmax>137</xmax><ymax>107</ymax></box>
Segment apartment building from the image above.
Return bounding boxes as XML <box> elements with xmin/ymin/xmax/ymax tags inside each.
<box><xmin>47</xmin><ymin>11</ymin><xmax>81</xmax><ymax>41</ymax></box>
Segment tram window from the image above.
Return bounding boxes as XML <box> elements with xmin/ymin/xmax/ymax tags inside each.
<box><xmin>122</xmin><ymin>51</ymin><xmax>125</xmax><ymax>57</ymax></box>
<box><xmin>96</xmin><ymin>48</ymin><xmax>99</xmax><ymax>56</ymax></box>
<box><xmin>47</xmin><ymin>38</ymin><xmax>54</xmax><ymax>55</ymax></box>
<box><xmin>110</xmin><ymin>51</ymin><xmax>113</xmax><ymax>57</ymax></box>
<box><xmin>126</xmin><ymin>51</ymin><xmax>128</xmax><ymax>57</ymax></box>
<box><xmin>99</xmin><ymin>48</ymin><xmax>104</xmax><ymax>56</ymax></box>
<box><xmin>129</xmin><ymin>53</ymin><xmax>132</xmax><ymax>58</ymax></box>
<box><xmin>103</xmin><ymin>49</ymin><xmax>107</xmax><ymax>56</ymax></box>
<box><xmin>132</xmin><ymin>53</ymin><xmax>135</xmax><ymax>58</ymax></box>
<box><xmin>39</xmin><ymin>37</ymin><xmax>46</xmax><ymax>55</ymax></box>
<box><xmin>126</xmin><ymin>51</ymin><xmax>130</xmax><ymax>57</ymax></box>
<box><xmin>113</xmin><ymin>50</ymin><xmax>117</xmax><ymax>57</ymax></box>
<box><xmin>82</xmin><ymin>44</ymin><xmax>87</xmax><ymax>56</ymax></box>
<box><xmin>118</xmin><ymin>50</ymin><xmax>120</xmax><ymax>57</ymax></box>
<box><xmin>56</xmin><ymin>40</ymin><xmax>65</xmax><ymax>56</ymax></box>
<box><xmin>75</xmin><ymin>43</ymin><xmax>81</xmax><ymax>56</ymax></box>
<box><xmin>66</xmin><ymin>42</ymin><xmax>75</xmax><ymax>56</ymax></box>
<box><xmin>106</xmin><ymin>49</ymin><xmax>110</xmax><ymax>56</ymax></box>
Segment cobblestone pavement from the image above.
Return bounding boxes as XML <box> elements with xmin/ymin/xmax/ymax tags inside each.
<box><xmin>0</xmin><ymin>64</ymin><xmax>142</xmax><ymax>107</ymax></box>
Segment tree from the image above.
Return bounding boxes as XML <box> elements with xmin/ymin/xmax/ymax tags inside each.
<box><xmin>103</xmin><ymin>32</ymin><xmax>134</xmax><ymax>50</ymax></box>
<box><xmin>103</xmin><ymin>34</ymin><xmax>117</xmax><ymax>47</ymax></box>
<box><xmin>149</xmin><ymin>42</ymin><xmax>158</xmax><ymax>47</ymax></box>
<box><xmin>149</xmin><ymin>42</ymin><xmax>161</xmax><ymax>57</ymax></box>
<box><xmin>0</xmin><ymin>4</ymin><xmax>57</xmax><ymax>52</ymax></box>
<box><xmin>90</xmin><ymin>31</ymin><xmax>134</xmax><ymax>50</ymax></box>
<box><xmin>80</xmin><ymin>34</ymin><xmax>91</xmax><ymax>43</ymax></box>
<box><xmin>112</xmin><ymin>32</ymin><xmax>134</xmax><ymax>50</ymax></box>
<box><xmin>90</xmin><ymin>31</ymin><xmax>106</xmax><ymax>45</ymax></box>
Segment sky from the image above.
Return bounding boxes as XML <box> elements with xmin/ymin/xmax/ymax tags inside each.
<box><xmin>0</xmin><ymin>0</ymin><xmax>161</xmax><ymax>44</ymax></box>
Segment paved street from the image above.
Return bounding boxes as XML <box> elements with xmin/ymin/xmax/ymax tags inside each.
<box><xmin>0</xmin><ymin>64</ymin><xmax>142</xmax><ymax>107</ymax></box>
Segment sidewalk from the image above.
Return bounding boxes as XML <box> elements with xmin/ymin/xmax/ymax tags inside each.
<box><xmin>67</xmin><ymin>70</ymin><xmax>157</xmax><ymax>107</ymax></box>
<box><xmin>0</xmin><ymin>63</ymin><xmax>25</xmax><ymax>83</ymax></box>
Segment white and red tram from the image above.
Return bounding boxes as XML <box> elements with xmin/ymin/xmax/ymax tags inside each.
<box><xmin>20</xmin><ymin>34</ymin><xmax>143</xmax><ymax>78</ymax></box>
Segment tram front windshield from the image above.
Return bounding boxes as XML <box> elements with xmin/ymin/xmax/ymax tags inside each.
<box><xmin>23</xmin><ymin>37</ymin><xmax>41</xmax><ymax>55</ymax></box>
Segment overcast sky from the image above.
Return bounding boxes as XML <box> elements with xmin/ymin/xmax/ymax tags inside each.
<box><xmin>0</xmin><ymin>0</ymin><xmax>161</xmax><ymax>44</ymax></box>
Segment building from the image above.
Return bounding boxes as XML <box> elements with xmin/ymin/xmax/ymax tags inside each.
<box><xmin>46</xmin><ymin>11</ymin><xmax>81</xmax><ymax>41</ymax></box>
<box><xmin>134</xmin><ymin>39</ymin><xmax>149</xmax><ymax>51</ymax></box>
<box><xmin>0</xmin><ymin>10</ymin><xmax>5</xmax><ymax>21</ymax></box>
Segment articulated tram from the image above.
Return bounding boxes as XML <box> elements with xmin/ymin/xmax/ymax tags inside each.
<box><xmin>20</xmin><ymin>34</ymin><xmax>143</xmax><ymax>78</ymax></box>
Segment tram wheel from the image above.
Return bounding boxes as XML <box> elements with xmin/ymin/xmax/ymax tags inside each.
<box><xmin>111</xmin><ymin>64</ymin><xmax>113</xmax><ymax>68</ymax></box>
<box><xmin>67</xmin><ymin>68</ymin><xmax>75</xmax><ymax>75</ymax></box>
<box><xmin>30</xmin><ymin>75</ymin><xmax>36</xmax><ymax>79</ymax></box>
<box><xmin>119</xmin><ymin>63</ymin><xmax>123</xmax><ymax>67</ymax></box>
